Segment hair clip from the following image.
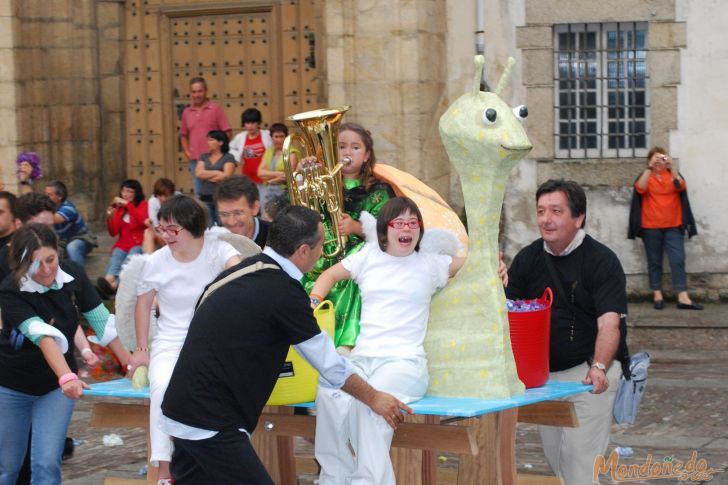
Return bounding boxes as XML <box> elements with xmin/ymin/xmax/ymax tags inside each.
<box><xmin>28</xmin><ymin>258</ymin><xmax>41</xmax><ymax>276</ymax></box>
<box><xmin>21</xmin><ymin>248</ymin><xmax>28</xmax><ymax>262</ymax></box>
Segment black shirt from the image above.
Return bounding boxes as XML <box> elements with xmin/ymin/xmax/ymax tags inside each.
<box><xmin>0</xmin><ymin>260</ymin><xmax>102</xmax><ymax>395</ymax></box>
<box><xmin>0</xmin><ymin>233</ymin><xmax>12</xmax><ymax>250</ymax></box>
<box><xmin>254</xmin><ymin>218</ymin><xmax>269</xmax><ymax>249</ymax></box>
<box><xmin>506</xmin><ymin>235</ymin><xmax>627</xmax><ymax>372</ymax></box>
<box><xmin>162</xmin><ymin>253</ymin><xmax>321</xmax><ymax>433</ymax></box>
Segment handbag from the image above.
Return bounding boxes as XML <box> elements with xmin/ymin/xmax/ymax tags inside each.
<box><xmin>613</xmin><ymin>352</ymin><xmax>651</xmax><ymax>424</ymax></box>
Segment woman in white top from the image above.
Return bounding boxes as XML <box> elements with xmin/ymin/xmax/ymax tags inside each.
<box><xmin>310</xmin><ymin>197</ymin><xmax>464</xmax><ymax>485</ymax></box>
<box><xmin>127</xmin><ymin>195</ymin><xmax>240</xmax><ymax>484</ymax></box>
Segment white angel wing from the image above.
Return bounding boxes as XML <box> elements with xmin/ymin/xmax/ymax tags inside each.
<box><xmin>419</xmin><ymin>228</ymin><xmax>461</xmax><ymax>257</ymax></box>
<box><xmin>115</xmin><ymin>254</ymin><xmax>155</xmax><ymax>351</ymax></box>
<box><xmin>359</xmin><ymin>211</ymin><xmax>378</xmax><ymax>244</ymax></box>
<box><xmin>214</xmin><ymin>231</ymin><xmax>262</xmax><ymax>259</ymax></box>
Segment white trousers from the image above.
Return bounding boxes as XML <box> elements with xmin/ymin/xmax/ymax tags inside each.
<box><xmin>149</xmin><ymin>341</ymin><xmax>183</xmax><ymax>466</ymax></box>
<box><xmin>315</xmin><ymin>355</ymin><xmax>428</xmax><ymax>485</ymax></box>
<box><xmin>539</xmin><ymin>361</ymin><xmax>621</xmax><ymax>485</ymax></box>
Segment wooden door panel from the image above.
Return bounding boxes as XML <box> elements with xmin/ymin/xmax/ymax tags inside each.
<box><xmin>128</xmin><ymin>103</ymin><xmax>146</xmax><ymax>136</ymax></box>
<box><xmin>128</xmin><ymin>2</ymin><xmax>320</xmax><ymax>188</ymax></box>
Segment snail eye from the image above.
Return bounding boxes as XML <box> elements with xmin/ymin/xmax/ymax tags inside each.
<box><xmin>513</xmin><ymin>105</ymin><xmax>528</xmax><ymax>120</ymax></box>
<box><xmin>482</xmin><ymin>108</ymin><xmax>497</xmax><ymax>125</ymax></box>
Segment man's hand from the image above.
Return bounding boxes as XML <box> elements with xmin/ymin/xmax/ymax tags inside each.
<box><xmin>583</xmin><ymin>366</ymin><xmax>609</xmax><ymax>394</ymax></box>
<box><xmin>341</xmin><ymin>374</ymin><xmax>414</xmax><ymax>429</ymax></box>
<box><xmin>498</xmin><ymin>251</ymin><xmax>509</xmax><ymax>287</ymax></box>
<box><xmin>368</xmin><ymin>391</ymin><xmax>414</xmax><ymax>429</ymax></box>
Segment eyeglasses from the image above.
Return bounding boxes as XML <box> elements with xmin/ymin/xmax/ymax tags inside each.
<box><xmin>218</xmin><ymin>210</ymin><xmax>247</xmax><ymax>219</ymax></box>
<box><xmin>154</xmin><ymin>225</ymin><xmax>183</xmax><ymax>236</ymax></box>
<box><xmin>387</xmin><ymin>219</ymin><xmax>420</xmax><ymax>230</ymax></box>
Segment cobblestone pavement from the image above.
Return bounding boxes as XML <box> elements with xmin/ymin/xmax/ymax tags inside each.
<box><xmin>60</xmin><ymin>236</ymin><xmax>727</xmax><ymax>484</ymax></box>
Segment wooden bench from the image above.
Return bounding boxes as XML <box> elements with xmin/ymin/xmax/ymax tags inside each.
<box><xmin>87</xmin><ymin>379</ymin><xmax>589</xmax><ymax>484</ymax></box>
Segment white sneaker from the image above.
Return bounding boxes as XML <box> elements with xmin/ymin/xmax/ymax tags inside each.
<box><xmin>157</xmin><ymin>479</ymin><xmax>174</xmax><ymax>485</ymax></box>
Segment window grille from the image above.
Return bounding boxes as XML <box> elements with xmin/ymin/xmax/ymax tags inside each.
<box><xmin>554</xmin><ymin>23</ymin><xmax>649</xmax><ymax>159</ymax></box>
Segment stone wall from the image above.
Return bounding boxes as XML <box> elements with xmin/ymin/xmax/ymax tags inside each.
<box><xmin>0</xmin><ymin>0</ymin><xmax>18</xmax><ymax>190</ymax></box>
<box><xmin>323</xmin><ymin>0</ymin><xmax>451</xmax><ymax>199</ymax></box>
<box><xmin>7</xmin><ymin>0</ymin><xmax>125</xmax><ymax>220</ymax></box>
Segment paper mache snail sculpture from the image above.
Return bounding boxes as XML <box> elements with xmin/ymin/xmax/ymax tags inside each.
<box><xmin>424</xmin><ymin>55</ymin><xmax>533</xmax><ymax>399</ymax></box>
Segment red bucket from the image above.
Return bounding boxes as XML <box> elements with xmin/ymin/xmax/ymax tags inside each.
<box><xmin>508</xmin><ymin>287</ymin><xmax>552</xmax><ymax>388</ymax></box>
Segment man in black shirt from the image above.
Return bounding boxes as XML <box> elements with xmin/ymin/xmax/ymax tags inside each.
<box><xmin>506</xmin><ymin>179</ymin><xmax>627</xmax><ymax>485</ymax></box>
<box><xmin>161</xmin><ymin>206</ymin><xmax>411</xmax><ymax>484</ymax></box>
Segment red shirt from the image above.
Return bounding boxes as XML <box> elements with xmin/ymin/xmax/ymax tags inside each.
<box><xmin>179</xmin><ymin>101</ymin><xmax>231</xmax><ymax>160</ymax></box>
<box><xmin>635</xmin><ymin>173</ymin><xmax>686</xmax><ymax>229</ymax></box>
<box><xmin>107</xmin><ymin>200</ymin><xmax>149</xmax><ymax>252</ymax></box>
<box><xmin>241</xmin><ymin>132</ymin><xmax>266</xmax><ymax>183</ymax></box>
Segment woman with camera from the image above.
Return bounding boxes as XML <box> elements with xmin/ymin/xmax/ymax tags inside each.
<box><xmin>629</xmin><ymin>146</ymin><xmax>701</xmax><ymax>310</ymax></box>
<box><xmin>97</xmin><ymin>179</ymin><xmax>148</xmax><ymax>297</ymax></box>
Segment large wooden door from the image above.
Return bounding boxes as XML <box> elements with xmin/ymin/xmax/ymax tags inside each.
<box><xmin>124</xmin><ymin>1</ymin><xmax>321</xmax><ymax>194</ymax></box>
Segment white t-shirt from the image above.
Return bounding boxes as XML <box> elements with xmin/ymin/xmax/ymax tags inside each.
<box><xmin>342</xmin><ymin>243</ymin><xmax>451</xmax><ymax>359</ymax></box>
<box><xmin>137</xmin><ymin>236</ymin><xmax>239</xmax><ymax>345</ymax></box>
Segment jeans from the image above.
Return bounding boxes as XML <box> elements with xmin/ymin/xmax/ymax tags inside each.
<box><xmin>0</xmin><ymin>386</ymin><xmax>75</xmax><ymax>485</ymax></box>
<box><xmin>105</xmin><ymin>246</ymin><xmax>143</xmax><ymax>281</ymax></box>
<box><xmin>641</xmin><ymin>228</ymin><xmax>687</xmax><ymax>292</ymax></box>
<box><xmin>201</xmin><ymin>199</ymin><xmax>218</xmax><ymax>228</ymax></box>
<box><xmin>188</xmin><ymin>159</ymin><xmax>203</xmax><ymax>197</ymax></box>
<box><xmin>65</xmin><ymin>238</ymin><xmax>93</xmax><ymax>267</ymax></box>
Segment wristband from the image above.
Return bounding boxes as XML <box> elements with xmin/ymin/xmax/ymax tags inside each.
<box><xmin>81</xmin><ymin>348</ymin><xmax>93</xmax><ymax>356</ymax></box>
<box><xmin>310</xmin><ymin>296</ymin><xmax>322</xmax><ymax>306</ymax></box>
<box><xmin>59</xmin><ymin>372</ymin><xmax>79</xmax><ymax>387</ymax></box>
<box><xmin>135</xmin><ymin>347</ymin><xmax>149</xmax><ymax>353</ymax></box>
<box><xmin>309</xmin><ymin>293</ymin><xmax>324</xmax><ymax>304</ymax></box>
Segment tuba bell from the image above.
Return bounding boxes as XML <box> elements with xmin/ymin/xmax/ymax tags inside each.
<box><xmin>282</xmin><ymin>106</ymin><xmax>350</xmax><ymax>259</ymax></box>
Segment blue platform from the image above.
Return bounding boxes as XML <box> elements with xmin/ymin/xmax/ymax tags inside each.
<box><xmin>86</xmin><ymin>378</ymin><xmax>591</xmax><ymax>418</ymax></box>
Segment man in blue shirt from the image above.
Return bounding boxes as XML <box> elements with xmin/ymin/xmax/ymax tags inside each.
<box><xmin>45</xmin><ymin>181</ymin><xmax>97</xmax><ymax>266</ymax></box>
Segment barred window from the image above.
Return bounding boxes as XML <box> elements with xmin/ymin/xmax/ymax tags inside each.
<box><xmin>554</xmin><ymin>23</ymin><xmax>649</xmax><ymax>159</ymax></box>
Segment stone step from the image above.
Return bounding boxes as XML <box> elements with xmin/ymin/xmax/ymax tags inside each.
<box><xmin>627</xmin><ymin>303</ymin><xmax>727</xmax><ymax>352</ymax></box>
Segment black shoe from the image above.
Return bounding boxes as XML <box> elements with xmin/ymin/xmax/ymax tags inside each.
<box><xmin>653</xmin><ymin>300</ymin><xmax>665</xmax><ymax>310</ymax></box>
<box><xmin>677</xmin><ymin>301</ymin><xmax>703</xmax><ymax>310</ymax></box>
<box><xmin>62</xmin><ymin>437</ymin><xmax>74</xmax><ymax>460</ymax></box>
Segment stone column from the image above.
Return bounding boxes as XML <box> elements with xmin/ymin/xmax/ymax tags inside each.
<box><xmin>10</xmin><ymin>0</ymin><xmax>124</xmax><ymax>220</ymax></box>
<box><xmin>0</xmin><ymin>0</ymin><xmax>19</xmax><ymax>191</ymax></box>
<box><xmin>323</xmin><ymin>0</ymin><xmax>451</xmax><ymax>199</ymax></box>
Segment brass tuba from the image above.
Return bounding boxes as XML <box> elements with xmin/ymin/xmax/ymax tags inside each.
<box><xmin>282</xmin><ymin>106</ymin><xmax>350</xmax><ymax>259</ymax></box>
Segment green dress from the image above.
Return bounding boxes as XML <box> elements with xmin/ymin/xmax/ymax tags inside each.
<box><xmin>301</xmin><ymin>177</ymin><xmax>394</xmax><ymax>346</ymax></box>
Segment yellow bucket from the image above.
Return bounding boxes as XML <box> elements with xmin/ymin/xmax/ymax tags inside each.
<box><xmin>266</xmin><ymin>300</ymin><xmax>336</xmax><ymax>405</ymax></box>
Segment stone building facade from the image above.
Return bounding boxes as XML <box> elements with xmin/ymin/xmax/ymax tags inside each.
<box><xmin>0</xmin><ymin>0</ymin><xmax>725</xmax><ymax>297</ymax></box>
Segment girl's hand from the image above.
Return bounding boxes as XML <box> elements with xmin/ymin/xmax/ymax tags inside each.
<box><xmin>81</xmin><ymin>348</ymin><xmax>100</xmax><ymax>368</ymax></box>
<box><xmin>112</xmin><ymin>196</ymin><xmax>128</xmax><ymax>207</ymax></box>
<box><xmin>299</xmin><ymin>156</ymin><xmax>319</xmax><ymax>169</ymax></box>
<box><xmin>337</xmin><ymin>213</ymin><xmax>362</xmax><ymax>238</ymax></box>
<box><xmin>269</xmin><ymin>172</ymin><xmax>287</xmax><ymax>184</ymax></box>
<box><xmin>62</xmin><ymin>379</ymin><xmax>89</xmax><ymax>400</ymax></box>
<box><xmin>17</xmin><ymin>161</ymin><xmax>33</xmax><ymax>181</ymax></box>
<box><xmin>126</xmin><ymin>349</ymin><xmax>149</xmax><ymax>377</ymax></box>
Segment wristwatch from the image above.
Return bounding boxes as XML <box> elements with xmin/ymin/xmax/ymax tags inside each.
<box><xmin>591</xmin><ymin>362</ymin><xmax>607</xmax><ymax>372</ymax></box>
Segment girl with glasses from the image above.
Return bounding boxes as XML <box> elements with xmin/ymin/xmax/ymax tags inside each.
<box><xmin>300</xmin><ymin>122</ymin><xmax>395</xmax><ymax>350</ymax></box>
<box><xmin>126</xmin><ymin>195</ymin><xmax>241</xmax><ymax>484</ymax></box>
<box><xmin>310</xmin><ymin>197</ymin><xmax>464</xmax><ymax>484</ymax></box>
